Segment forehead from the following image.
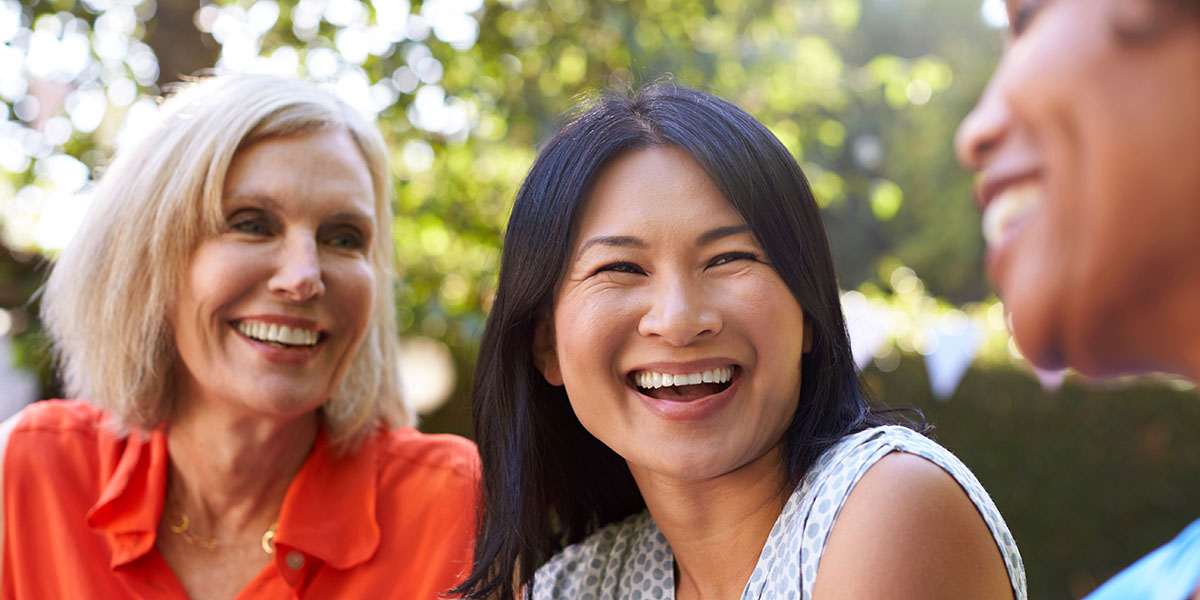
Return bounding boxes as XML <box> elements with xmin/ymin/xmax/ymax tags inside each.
<box><xmin>576</xmin><ymin>145</ymin><xmax>747</xmax><ymax>238</ymax></box>
<box><xmin>224</xmin><ymin>129</ymin><xmax>377</xmax><ymax>217</ymax></box>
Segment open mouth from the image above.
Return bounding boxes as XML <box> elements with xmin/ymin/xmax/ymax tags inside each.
<box><xmin>629</xmin><ymin>366</ymin><xmax>737</xmax><ymax>401</ymax></box>
<box><xmin>982</xmin><ymin>181</ymin><xmax>1041</xmax><ymax>248</ymax></box>
<box><xmin>233</xmin><ymin>320</ymin><xmax>324</xmax><ymax>348</ymax></box>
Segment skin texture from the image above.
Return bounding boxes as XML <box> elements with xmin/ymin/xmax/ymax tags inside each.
<box><xmin>157</xmin><ymin>128</ymin><xmax>377</xmax><ymax>599</ymax></box>
<box><xmin>955</xmin><ymin>0</ymin><xmax>1200</xmax><ymax>378</ymax></box>
<box><xmin>812</xmin><ymin>452</ymin><xmax>1014</xmax><ymax>600</ymax></box>
<box><xmin>535</xmin><ymin>146</ymin><xmax>1012</xmax><ymax>599</ymax></box>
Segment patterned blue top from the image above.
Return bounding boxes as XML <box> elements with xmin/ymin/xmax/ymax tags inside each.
<box><xmin>532</xmin><ymin>425</ymin><xmax>1027</xmax><ymax>599</ymax></box>
<box><xmin>1086</xmin><ymin>518</ymin><xmax>1200</xmax><ymax>600</ymax></box>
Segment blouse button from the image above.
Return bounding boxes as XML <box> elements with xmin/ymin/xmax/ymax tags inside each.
<box><xmin>285</xmin><ymin>550</ymin><xmax>305</xmax><ymax>570</ymax></box>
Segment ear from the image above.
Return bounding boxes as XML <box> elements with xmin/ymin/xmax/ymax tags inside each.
<box><xmin>532</xmin><ymin>317</ymin><xmax>564</xmax><ymax>387</ymax></box>
<box><xmin>802</xmin><ymin>317</ymin><xmax>814</xmax><ymax>354</ymax></box>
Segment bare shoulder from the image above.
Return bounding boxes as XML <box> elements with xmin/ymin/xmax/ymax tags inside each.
<box><xmin>812</xmin><ymin>451</ymin><xmax>1014</xmax><ymax>600</ymax></box>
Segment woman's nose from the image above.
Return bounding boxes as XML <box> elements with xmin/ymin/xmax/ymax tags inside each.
<box><xmin>955</xmin><ymin>76</ymin><xmax>1011</xmax><ymax>171</ymax></box>
<box><xmin>268</xmin><ymin>236</ymin><xmax>325</xmax><ymax>302</ymax></box>
<box><xmin>637</xmin><ymin>276</ymin><xmax>721</xmax><ymax>346</ymax></box>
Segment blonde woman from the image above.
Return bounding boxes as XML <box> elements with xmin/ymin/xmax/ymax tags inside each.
<box><xmin>0</xmin><ymin>74</ymin><xmax>478</xmax><ymax>599</ymax></box>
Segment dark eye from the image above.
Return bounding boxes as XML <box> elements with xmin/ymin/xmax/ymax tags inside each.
<box><xmin>1010</xmin><ymin>0</ymin><xmax>1044</xmax><ymax>36</ymax></box>
<box><xmin>595</xmin><ymin>262</ymin><xmax>645</xmax><ymax>276</ymax></box>
<box><xmin>708</xmin><ymin>252</ymin><xmax>759</xmax><ymax>268</ymax></box>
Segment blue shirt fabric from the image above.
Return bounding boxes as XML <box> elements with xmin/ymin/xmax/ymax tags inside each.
<box><xmin>1087</xmin><ymin>518</ymin><xmax>1200</xmax><ymax>600</ymax></box>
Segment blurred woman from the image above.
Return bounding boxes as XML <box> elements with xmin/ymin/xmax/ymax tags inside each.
<box><xmin>956</xmin><ymin>0</ymin><xmax>1200</xmax><ymax>596</ymax></box>
<box><xmin>457</xmin><ymin>83</ymin><xmax>1026</xmax><ymax>600</ymax></box>
<box><xmin>0</xmin><ymin>74</ymin><xmax>478</xmax><ymax>599</ymax></box>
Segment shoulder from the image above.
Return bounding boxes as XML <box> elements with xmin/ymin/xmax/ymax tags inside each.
<box><xmin>3</xmin><ymin>400</ymin><xmax>114</xmax><ymax>473</ymax></box>
<box><xmin>805</xmin><ymin>425</ymin><xmax>990</xmax><ymax>508</ymax></box>
<box><xmin>532</xmin><ymin>511</ymin><xmax>659</xmax><ymax>599</ymax></box>
<box><xmin>373</xmin><ymin>427</ymin><xmax>480</xmax><ymax>488</ymax></box>
<box><xmin>8</xmin><ymin>399</ymin><xmax>108</xmax><ymax>435</ymax></box>
<box><xmin>2</xmin><ymin>400</ymin><xmax>116</xmax><ymax>580</ymax></box>
<box><xmin>808</xmin><ymin>427</ymin><xmax>1023</xmax><ymax>599</ymax></box>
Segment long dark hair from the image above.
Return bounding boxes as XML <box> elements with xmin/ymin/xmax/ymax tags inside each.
<box><xmin>456</xmin><ymin>83</ymin><xmax>906</xmax><ymax>599</ymax></box>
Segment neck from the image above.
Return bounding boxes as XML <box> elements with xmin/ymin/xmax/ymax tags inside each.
<box><xmin>164</xmin><ymin>398</ymin><xmax>318</xmax><ymax>539</ymax></box>
<box><xmin>629</xmin><ymin>445</ymin><xmax>790</xmax><ymax>600</ymax></box>
<box><xmin>1076</xmin><ymin>267</ymin><xmax>1200</xmax><ymax>379</ymax></box>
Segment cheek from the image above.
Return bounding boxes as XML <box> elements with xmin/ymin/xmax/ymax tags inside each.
<box><xmin>738</xmin><ymin>279</ymin><xmax>805</xmax><ymax>348</ymax></box>
<box><xmin>553</xmin><ymin>292</ymin><xmax>637</xmax><ymax>376</ymax></box>
<box><xmin>181</xmin><ymin>244</ymin><xmax>256</xmax><ymax>327</ymax></box>
<box><xmin>336</xmin><ymin>262</ymin><xmax>377</xmax><ymax>337</ymax></box>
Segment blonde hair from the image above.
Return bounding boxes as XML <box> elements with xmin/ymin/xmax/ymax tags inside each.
<box><xmin>41</xmin><ymin>74</ymin><xmax>414</xmax><ymax>452</ymax></box>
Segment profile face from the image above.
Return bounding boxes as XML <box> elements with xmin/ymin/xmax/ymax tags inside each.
<box><xmin>536</xmin><ymin>145</ymin><xmax>811</xmax><ymax>483</ymax></box>
<box><xmin>170</xmin><ymin>128</ymin><xmax>378</xmax><ymax>419</ymax></box>
<box><xmin>955</xmin><ymin>0</ymin><xmax>1200</xmax><ymax>374</ymax></box>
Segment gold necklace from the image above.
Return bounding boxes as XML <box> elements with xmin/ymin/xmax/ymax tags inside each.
<box><xmin>168</xmin><ymin>511</ymin><xmax>279</xmax><ymax>555</ymax></box>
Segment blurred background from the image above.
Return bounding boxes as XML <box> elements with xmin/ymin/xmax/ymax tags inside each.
<box><xmin>1</xmin><ymin>0</ymin><xmax>1197</xmax><ymax>596</ymax></box>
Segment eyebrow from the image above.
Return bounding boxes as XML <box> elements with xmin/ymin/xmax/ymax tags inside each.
<box><xmin>224</xmin><ymin>192</ymin><xmax>286</xmax><ymax>216</ymax></box>
<box><xmin>576</xmin><ymin>225</ymin><xmax>753</xmax><ymax>257</ymax></box>
<box><xmin>695</xmin><ymin>224</ymin><xmax>751</xmax><ymax>246</ymax></box>
<box><xmin>224</xmin><ymin>192</ymin><xmax>375</xmax><ymax>229</ymax></box>
<box><xmin>577</xmin><ymin>235</ymin><xmax>646</xmax><ymax>256</ymax></box>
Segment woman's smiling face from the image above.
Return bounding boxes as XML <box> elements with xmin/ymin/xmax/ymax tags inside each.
<box><xmin>955</xmin><ymin>0</ymin><xmax>1200</xmax><ymax>375</ymax></box>
<box><xmin>536</xmin><ymin>145</ymin><xmax>811</xmax><ymax>483</ymax></box>
<box><xmin>170</xmin><ymin>128</ymin><xmax>378</xmax><ymax>420</ymax></box>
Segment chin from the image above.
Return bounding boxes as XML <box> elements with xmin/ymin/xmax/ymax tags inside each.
<box><xmin>246</xmin><ymin>389</ymin><xmax>328</xmax><ymax>421</ymax></box>
<box><xmin>1011</xmin><ymin>330</ymin><xmax>1069</xmax><ymax>374</ymax></box>
<box><xmin>634</xmin><ymin>449</ymin><xmax>733</xmax><ymax>482</ymax></box>
<box><xmin>1014</xmin><ymin>314</ymin><xmax>1152</xmax><ymax>380</ymax></box>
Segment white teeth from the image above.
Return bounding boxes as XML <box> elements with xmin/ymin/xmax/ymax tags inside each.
<box><xmin>635</xmin><ymin>367</ymin><xmax>733</xmax><ymax>389</ymax></box>
<box><xmin>235</xmin><ymin>321</ymin><xmax>319</xmax><ymax>346</ymax></box>
<box><xmin>982</xmin><ymin>183</ymin><xmax>1041</xmax><ymax>247</ymax></box>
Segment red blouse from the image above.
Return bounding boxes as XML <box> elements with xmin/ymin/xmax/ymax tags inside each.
<box><xmin>2</xmin><ymin>400</ymin><xmax>479</xmax><ymax>599</ymax></box>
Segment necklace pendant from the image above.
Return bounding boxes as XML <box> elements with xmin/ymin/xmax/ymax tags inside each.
<box><xmin>262</xmin><ymin>523</ymin><xmax>278</xmax><ymax>555</ymax></box>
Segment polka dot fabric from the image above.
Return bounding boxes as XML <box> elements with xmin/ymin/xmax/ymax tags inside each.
<box><xmin>532</xmin><ymin>426</ymin><xmax>1027</xmax><ymax>600</ymax></box>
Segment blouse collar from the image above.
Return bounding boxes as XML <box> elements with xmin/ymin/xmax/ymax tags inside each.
<box><xmin>85</xmin><ymin>423</ymin><xmax>382</xmax><ymax>570</ymax></box>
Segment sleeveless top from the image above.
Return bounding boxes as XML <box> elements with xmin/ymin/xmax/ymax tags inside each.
<box><xmin>2</xmin><ymin>399</ymin><xmax>480</xmax><ymax>599</ymax></box>
<box><xmin>532</xmin><ymin>425</ymin><xmax>1027</xmax><ymax>600</ymax></box>
<box><xmin>1085</xmin><ymin>517</ymin><xmax>1200</xmax><ymax>600</ymax></box>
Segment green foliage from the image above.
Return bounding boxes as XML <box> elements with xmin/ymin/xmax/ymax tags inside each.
<box><xmin>11</xmin><ymin>3</ymin><xmax>1198</xmax><ymax>597</ymax></box>
<box><xmin>2</xmin><ymin>0</ymin><xmax>1008</xmax><ymax>388</ymax></box>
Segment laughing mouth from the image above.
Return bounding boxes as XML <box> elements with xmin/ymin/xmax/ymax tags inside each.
<box><xmin>234</xmin><ymin>320</ymin><xmax>322</xmax><ymax>348</ymax></box>
<box><xmin>982</xmin><ymin>182</ymin><xmax>1041</xmax><ymax>247</ymax></box>
<box><xmin>630</xmin><ymin>366</ymin><xmax>736</xmax><ymax>401</ymax></box>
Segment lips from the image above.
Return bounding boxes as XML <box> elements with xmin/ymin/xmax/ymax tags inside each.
<box><xmin>236</xmin><ymin>321</ymin><xmax>319</xmax><ymax>346</ymax></box>
<box><xmin>230</xmin><ymin>314</ymin><xmax>328</xmax><ymax>355</ymax></box>
<box><xmin>981</xmin><ymin>181</ymin><xmax>1042</xmax><ymax>248</ymax></box>
<box><xmin>629</xmin><ymin>365</ymin><xmax>738</xmax><ymax>401</ymax></box>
